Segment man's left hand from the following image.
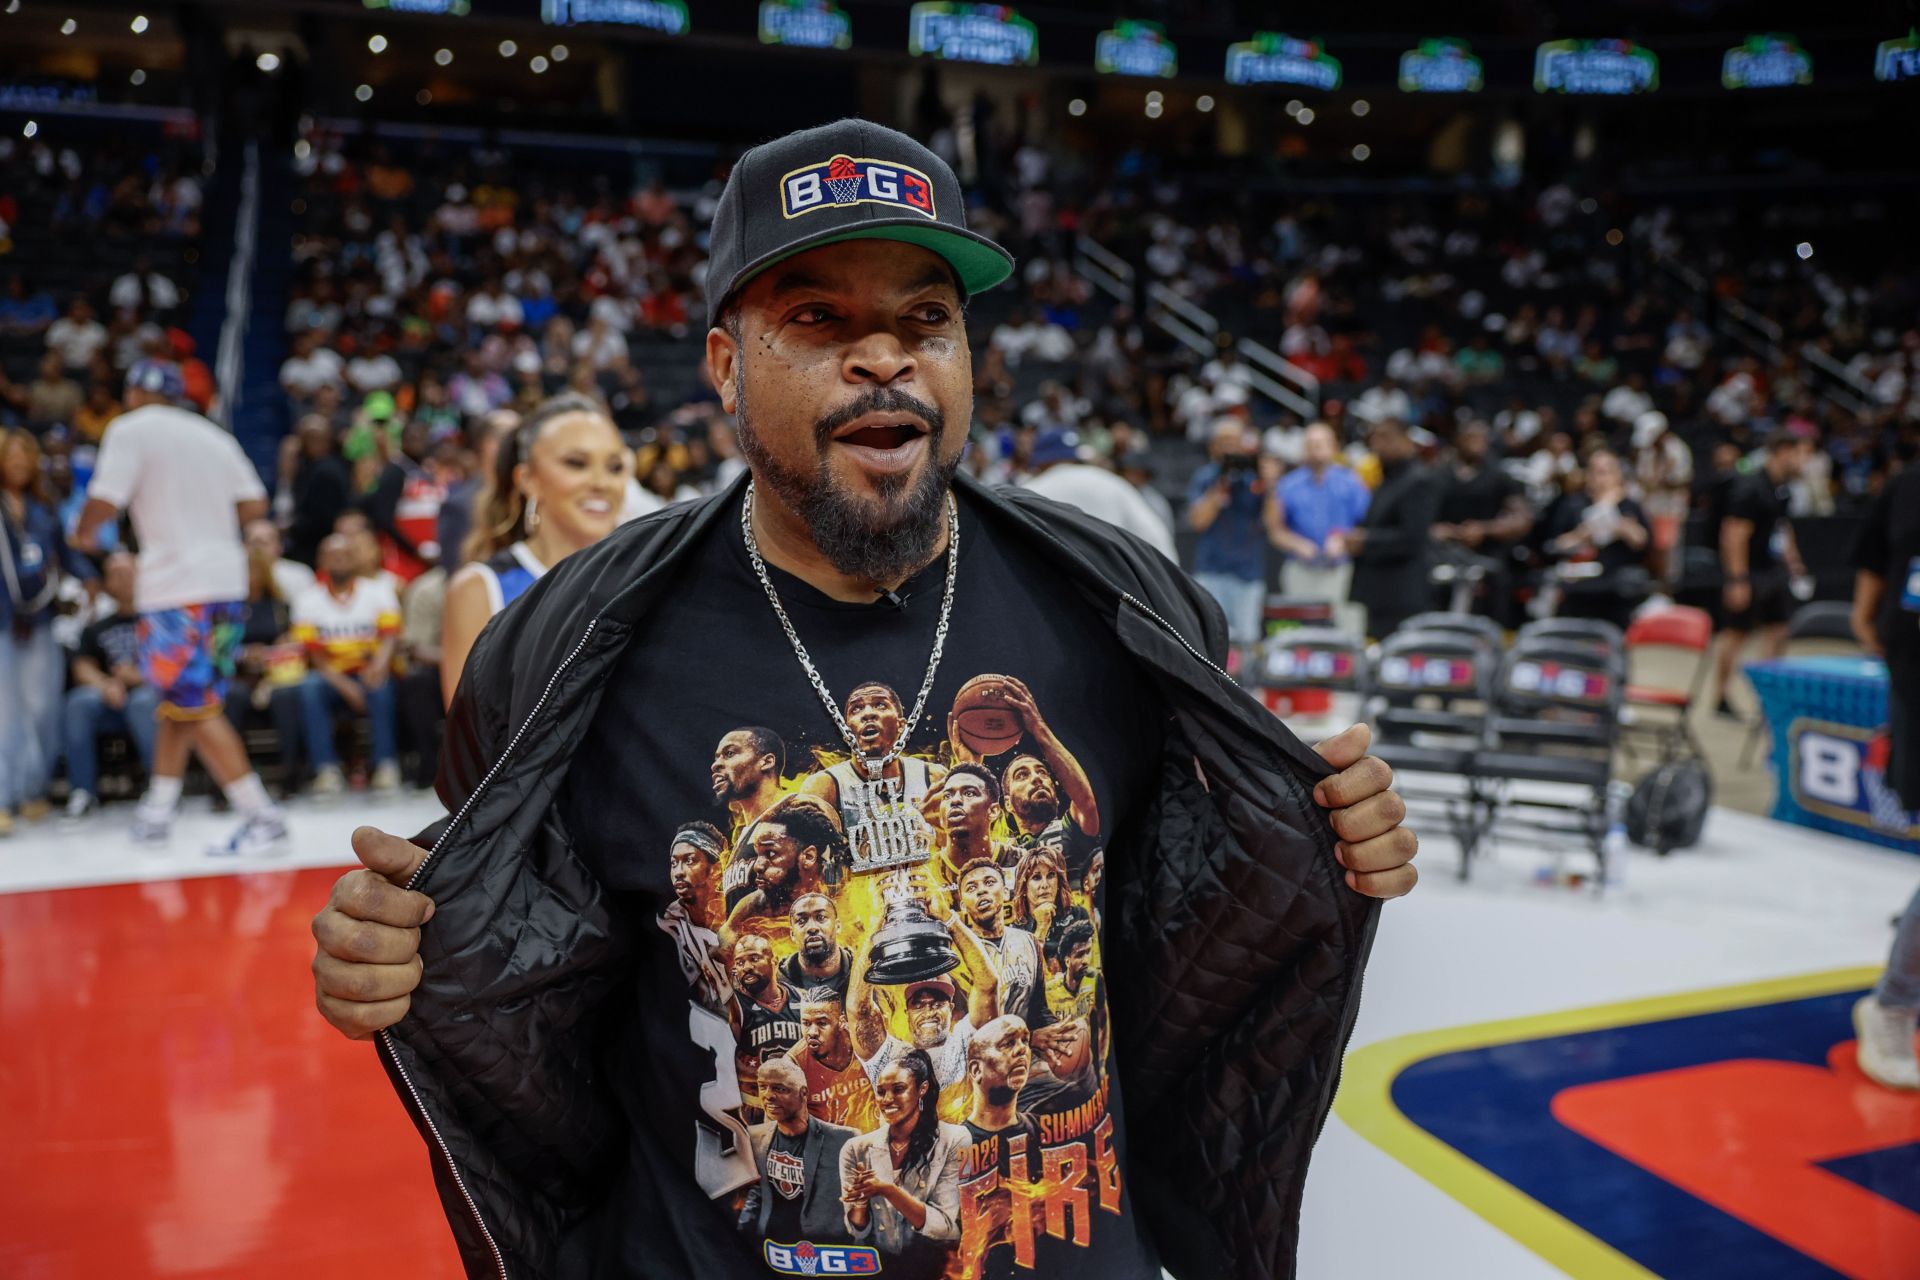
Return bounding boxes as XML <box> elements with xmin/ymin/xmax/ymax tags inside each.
<box><xmin>1312</xmin><ymin>723</ymin><xmax>1417</xmax><ymax>899</ymax></box>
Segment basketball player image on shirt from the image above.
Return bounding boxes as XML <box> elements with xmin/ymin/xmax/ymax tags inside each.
<box><xmin>955</xmin><ymin>675</ymin><xmax>1102</xmax><ymax>885</ymax></box>
<box><xmin>725</xmin><ymin>793</ymin><xmax>846</xmax><ymax>935</ymax></box>
<box><xmin>785</xmin><ymin>986</ymin><xmax>883</xmax><ymax>1133</ymax></box>
<box><xmin>739</xmin><ymin>1056</ymin><xmax>858</xmax><ymax>1245</ymax></box>
<box><xmin>667</xmin><ymin>820</ymin><xmax>728</xmax><ymax>932</ymax></box>
<box><xmin>958</xmin><ymin>1013</ymin><xmax>1045</xmax><ymax>1278</ymax></box>
<box><xmin>1001</xmin><ymin>748</ymin><xmax>1103</xmax><ymax>894</ymax></box>
<box><xmin>730</xmin><ymin>934</ymin><xmax>804</xmax><ymax>1117</ymax></box>
<box><xmin>1045</xmin><ymin>917</ymin><xmax>1099</xmax><ymax>1024</ymax></box>
<box><xmin>933</xmin><ymin>762</ymin><xmax>1019</xmax><ymax>877</ymax></box>
<box><xmin>781</xmin><ymin>892</ymin><xmax>854</xmax><ymax>1004</ymax></box>
<box><xmin>711</xmin><ymin>726</ymin><xmax>789</xmax><ymax>911</ymax></box>
<box><xmin>801</xmin><ymin>682</ymin><xmax>948</xmax><ymax>873</ymax></box>
<box><xmin>954</xmin><ymin>857</ymin><xmax>1049</xmax><ymax>1031</ymax></box>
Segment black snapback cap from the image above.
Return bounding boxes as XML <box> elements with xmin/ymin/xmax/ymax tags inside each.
<box><xmin>705</xmin><ymin>118</ymin><xmax>1015</xmax><ymax>327</ymax></box>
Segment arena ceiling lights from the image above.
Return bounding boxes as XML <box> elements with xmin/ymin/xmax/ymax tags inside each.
<box><xmin>1398</xmin><ymin>38</ymin><xmax>1483</xmax><ymax>93</ymax></box>
<box><xmin>1225</xmin><ymin>31</ymin><xmax>1342</xmax><ymax>89</ymax></box>
<box><xmin>541</xmin><ymin>0</ymin><xmax>688</xmax><ymax>35</ymax></box>
<box><xmin>908</xmin><ymin>3</ymin><xmax>1038</xmax><ymax>66</ymax></box>
<box><xmin>1095</xmin><ymin>20</ymin><xmax>1177</xmax><ymax>78</ymax></box>
<box><xmin>758</xmin><ymin>0</ymin><xmax>850</xmax><ymax>50</ymax></box>
<box><xmin>1722</xmin><ymin>34</ymin><xmax>1812</xmax><ymax>90</ymax></box>
<box><xmin>1533</xmin><ymin>38</ymin><xmax>1659</xmax><ymax>95</ymax></box>
<box><xmin>1876</xmin><ymin>30</ymin><xmax>1920</xmax><ymax>82</ymax></box>
<box><xmin>361</xmin><ymin>0</ymin><xmax>470</xmax><ymax>13</ymax></box>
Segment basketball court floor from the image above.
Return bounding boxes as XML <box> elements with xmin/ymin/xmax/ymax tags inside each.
<box><xmin>2</xmin><ymin>777</ymin><xmax>1915</xmax><ymax>1279</ymax></box>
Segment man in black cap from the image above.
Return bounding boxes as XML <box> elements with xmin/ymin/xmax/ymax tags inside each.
<box><xmin>310</xmin><ymin>120</ymin><xmax>1418</xmax><ymax>1280</ymax></box>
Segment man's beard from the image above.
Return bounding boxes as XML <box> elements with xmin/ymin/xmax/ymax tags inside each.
<box><xmin>1013</xmin><ymin>798</ymin><xmax>1059</xmax><ymax>831</ymax></box>
<box><xmin>735</xmin><ymin>378</ymin><xmax>958</xmax><ymax>586</ymax></box>
<box><xmin>801</xmin><ymin>936</ymin><xmax>835</xmax><ymax>964</ymax></box>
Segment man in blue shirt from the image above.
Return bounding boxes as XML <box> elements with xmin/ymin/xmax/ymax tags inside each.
<box><xmin>1185</xmin><ymin>417</ymin><xmax>1278</xmax><ymax>646</ymax></box>
<box><xmin>1270</xmin><ymin>422</ymin><xmax>1370</xmax><ymax>635</ymax></box>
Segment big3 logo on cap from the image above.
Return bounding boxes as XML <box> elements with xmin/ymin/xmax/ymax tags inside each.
<box><xmin>781</xmin><ymin>153</ymin><xmax>936</xmax><ymax>220</ymax></box>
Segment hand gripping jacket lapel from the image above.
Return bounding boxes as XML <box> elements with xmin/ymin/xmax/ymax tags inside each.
<box><xmin>379</xmin><ymin>471</ymin><xmax>1380</xmax><ymax>1280</ymax></box>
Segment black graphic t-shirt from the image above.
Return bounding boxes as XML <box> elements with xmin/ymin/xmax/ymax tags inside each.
<box><xmin>560</xmin><ymin>486</ymin><xmax>1169</xmax><ymax>1279</ymax></box>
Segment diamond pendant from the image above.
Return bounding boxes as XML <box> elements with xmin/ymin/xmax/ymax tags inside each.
<box><xmin>843</xmin><ymin>767</ymin><xmax>932</xmax><ymax>875</ymax></box>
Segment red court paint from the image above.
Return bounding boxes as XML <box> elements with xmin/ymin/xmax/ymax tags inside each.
<box><xmin>0</xmin><ymin>869</ymin><xmax>461</xmax><ymax>1279</ymax></box>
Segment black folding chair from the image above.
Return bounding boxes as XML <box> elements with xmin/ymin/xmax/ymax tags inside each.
<box><xmin>1252</xmin><ymin>627</ymin><xmax>1369</xmax><ymax>696</ymax></box>
<box><xmin>1367</xmin><ymin>628</ymin><xmax>1500</xmax><ymax>878</ymax></box>
<box><xmin>1401</xmin><ymin>611</ymin><xmax>1506</xmax><ymax>651</ymax></box>
<box><xmin>1472</xmin><ymin>637</ymin><xmax>1625</xmax><ymax>886</ymax></box>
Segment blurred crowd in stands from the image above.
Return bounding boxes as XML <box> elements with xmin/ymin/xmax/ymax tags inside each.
<box><xmin>0</xmin><ymin>117</ymin><xmax>1915</xmax><ymax>833</ymax></box>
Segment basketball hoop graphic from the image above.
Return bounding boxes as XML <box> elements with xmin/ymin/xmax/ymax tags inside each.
<box><xmin>792</xmin><ymin>1241</ymin><xmax>820</xmax><ymax>1276</ymax></box>
<box><xmin>826</xmin><ymin>155</ymin><xmax>863</xmax><ymax>203</ymax></box>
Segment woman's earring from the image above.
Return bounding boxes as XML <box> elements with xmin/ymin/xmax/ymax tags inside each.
<box><xmin>525</xmin><ymin>495</ymin><xmax>540</xmax><ymax>535</ymax></box>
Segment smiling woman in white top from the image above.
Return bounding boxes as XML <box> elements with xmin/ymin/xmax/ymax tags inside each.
<box><xmin>439</xmin><ymin>392</ymin><xmax>629</xmax><ymax>706</ymax></box>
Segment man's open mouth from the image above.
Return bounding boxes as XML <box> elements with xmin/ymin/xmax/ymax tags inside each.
<box><xmin>839</xmin><ymin>422</ymin><xmax>924</xmax><ymax>449</ymax></box>
<box><xmin>830</xmin><ymin>414</ymin><xmax>932</xmax><ymax>473</ymax></box>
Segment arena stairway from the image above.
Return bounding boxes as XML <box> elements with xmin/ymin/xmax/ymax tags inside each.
<box><xmin>222</xmin><ymin>137</ymin><xmax>298</xmax><ymax>482</ymax></box>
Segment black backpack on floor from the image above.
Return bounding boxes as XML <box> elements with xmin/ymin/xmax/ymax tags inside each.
<box><xmin>1627</xmin><ymin>758</ymin><xmax>1713</xmax><ymax>854</ymax></box>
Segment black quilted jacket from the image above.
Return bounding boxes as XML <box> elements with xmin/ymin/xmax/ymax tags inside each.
<box><xmin>380</xmin><ymin>470</ymin><xmax>1380</xmax><ymax>1280</ymax></box>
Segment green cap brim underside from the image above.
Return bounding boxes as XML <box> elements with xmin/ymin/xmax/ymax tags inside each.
<box><xmin>735</xmin><ymin>223</ymin><xmax>1015</xmax><ymax>305</ymax></box>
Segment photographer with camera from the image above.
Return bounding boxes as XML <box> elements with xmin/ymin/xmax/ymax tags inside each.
<box><xmin>1184</xmin><ymin>416</ymin><xmax>1280</xmax><ymax>647</ymax></box>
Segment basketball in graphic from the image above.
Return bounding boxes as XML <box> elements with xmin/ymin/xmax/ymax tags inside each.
<box><xmin>951</xmin><ymin>674</ymin><xmax>1025</xmax><ymax>756</ymax></box>
<box><xmin>826</xmin><ymin>155</ymin><xmax>863</xmax><ymax>203</ymax></box>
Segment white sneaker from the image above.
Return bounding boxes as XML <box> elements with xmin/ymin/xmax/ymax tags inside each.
<box><xmin>1853</xmin><ymin>995</ymin><xmax>1920</xmax><ymax>1090</ymax></box>
<box><xmin>131</xmin><ymin>811</ymin><xmax>173</xmax><ymax>847</ymax></box>
<box><xmin>63</xmin><ymin>790</ymin><xmax>98</xmax><ymax>822</ymax></box>
<box><xmin>310</xmin><ymin>765</ymin><xmax>347</xmax><ymax>798</ymax></box>
<box><xmin>371</xmin><ymin>762</ymin><xmax>402</xmax><ymax>794</ymax></box>
<box><xmin>207</xmin><ymin>810</ymin><xmax>291</xmax><ymax>858</ymax></box>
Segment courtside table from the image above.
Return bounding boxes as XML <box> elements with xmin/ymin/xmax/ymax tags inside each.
<box><xmin>1746</xmin><ymin>655</ymin><xmax>1920</xmax><ymax>855</ymax></box>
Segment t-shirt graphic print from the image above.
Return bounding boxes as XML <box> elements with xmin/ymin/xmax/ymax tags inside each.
<box><xmin>654</xmin><ymin>674</ymin><xmax>1124</xmax><ymax>1280</ymax></box>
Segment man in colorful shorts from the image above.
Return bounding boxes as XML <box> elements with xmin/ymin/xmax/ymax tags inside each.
<box><xmin>76</xmin><ymin>360</ymin><xmax>291</xmax><ymax>856</ymax></box>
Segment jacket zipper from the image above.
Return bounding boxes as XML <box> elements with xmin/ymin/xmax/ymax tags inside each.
<box><xmin>1118</xmin><ymin>591</ymin><xmax>1235</xmax><ymax>684</ymax></box>
<box><xmin>377</xmin><ymin>615</ymin><xmax>603</xmax><ymax>1280</ymax></box>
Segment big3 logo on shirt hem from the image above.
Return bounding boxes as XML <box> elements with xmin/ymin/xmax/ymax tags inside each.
<box><xmin>764</xmin><ymin>1240</ymin><xmax>883</xmax><ymax>1275</ymax></box>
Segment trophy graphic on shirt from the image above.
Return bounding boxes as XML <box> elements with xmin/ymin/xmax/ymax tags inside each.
<box><xmin>864</xmin><ymin>868</ymin><xmax>960</xmax><ymax>985</ymax></box>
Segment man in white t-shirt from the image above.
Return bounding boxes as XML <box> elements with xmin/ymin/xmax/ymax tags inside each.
<box><xmin>75</xmin><ymin>361</ymin><xmax>291</xmax><ymax>857</ymax></box>
<box><xmin>280</xmin><ymin>331</ymin><xmax>346</xmax><ymax>402</ymax></box>
<box><xmin>46</xmin><ymin>295</ymin><xmax>108</xmax><ymax>370</ymax></box>
<box><xmin>109</xmin><ymin>257</ymin><xmax>182</xmax><ymax>314</ymax></box>
<box><xmin>1019</xmin><ymin>429</ymin><xmax>1176</xmax><ymax>561</ymax></box>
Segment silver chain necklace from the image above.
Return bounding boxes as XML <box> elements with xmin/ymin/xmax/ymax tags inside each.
<box><xmin>740</xmin><ymin>480</ymin><xmax>959</xmax><ymax>784</ymax></box>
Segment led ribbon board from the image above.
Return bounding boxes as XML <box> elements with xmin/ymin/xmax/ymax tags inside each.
<box><xmin>1723</xmin><ymin>34</ymin><xmax>1812</xmax><ymax>89</ymax></box>
<box><xmin>1877</xmin><ymin>30</ymin><xmax>1920</xmax><ymax>82</ymax></box>
<box><xmin>907</xmin><ymin>4</ymin><xmax>1038</xmax><ymax>66</ymax></box>
<box><xmin>363</xmin><ymin>0</ymin><xmax>469</xmax><ymax>11</ymax></box>
<box><xmin>758</xmin><ymin>0</ymin><xmax>851</xmax><ymax>49</ymax></box>
<box><xmin>1398</xmin><ymin>38</ymin><xmax>1483</xmax><ymax>93</ymax></box>
<box><xmin>1226</xmin><ymin>31</ymin><xmax>1341</xmax><ymax>88</ymax></box>
<box><xmin>1095</xmin><ymin>20</ymin><xmax>1177</xmax><ymax>78</ymax></box>
<box><xmin>542</xmin><ymin>0</ymin><xmax>688</xmax><ymax>33</ymax></box>
<box><xmin>1534</xmin><ymin>38</ymin><xmax>1659</xmax><ymax>94</ymax></box>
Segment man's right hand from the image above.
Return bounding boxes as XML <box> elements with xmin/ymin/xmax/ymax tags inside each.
<box><xmin>312</xmin><ymin>826</ymin><xmax>435</xmax><ymax>1040</ymax></box>
<box><xmin>1724</xmin><ymin>581</ymin><xmax>1751</xmax><ymax>614</ymax></box>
